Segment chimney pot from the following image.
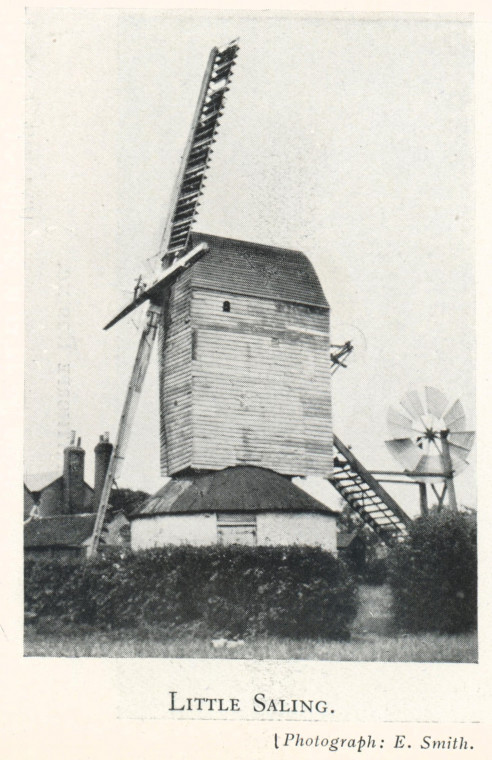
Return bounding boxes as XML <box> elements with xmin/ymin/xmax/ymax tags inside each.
<box><xmin>63</xmin><ymin>436</ymin><xmax>86</xmax><ymax>514</ymax></box>
<box><xmin>94</xmin><ymin>434</ymin><xmax>113</xmax><ymax>512</ymax></box>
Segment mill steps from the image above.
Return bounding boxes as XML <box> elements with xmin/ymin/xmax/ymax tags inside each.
<box><xmin>330</xmin><ymin>434</ymin><xmax>411</xmax><ymax>544</ymax></box>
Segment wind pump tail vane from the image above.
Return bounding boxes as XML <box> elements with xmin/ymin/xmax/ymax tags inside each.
<box><xmin>88</xmin><ymin>40</ymin><xmax>239</xmax><ymax>557</ymax></box>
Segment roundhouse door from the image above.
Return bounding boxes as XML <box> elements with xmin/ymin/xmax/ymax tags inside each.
<box><xmin>217</xmin><ymin>513</ymin><xmax>257</xmax><ymax>546</ymax></box>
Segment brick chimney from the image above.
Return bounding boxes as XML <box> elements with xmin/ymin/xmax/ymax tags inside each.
<box><xmin>63</xmin><ymin>432</ymin><xmax>86</xmax><ymax>514</ymax></box>
<box><xmin>94</xmin><ymin>432</ymin><xmax>113</xmax><ymax>511</ymax></box>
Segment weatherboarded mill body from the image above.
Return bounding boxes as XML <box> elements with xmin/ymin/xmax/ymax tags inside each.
<box><xmin>159</xmin><ymin>233</ymin><xmax>333</xmax><ymax>478</ymax></box>
<box><xmin>131</xmin><ymin>232</ymin><xmax>336</xmax><ymax>551</ymax></box>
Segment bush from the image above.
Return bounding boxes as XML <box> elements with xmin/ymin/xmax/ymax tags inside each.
<box><xmin>388</xmin><ymin>511</ymin><xmax>477</xmax><ymax>634</ymax></box>
<box><xmin>360</xmin><ymin>556</ymin><xmax>388</xmax><ymax>586</ymax></box>
<box><xmin>25</xmin><ymin>545</ymin><xmax>358</xmax><ymax>640</ymax></box>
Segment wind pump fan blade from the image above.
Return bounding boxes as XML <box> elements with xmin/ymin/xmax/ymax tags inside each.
<box><xmin>400</xmin><ymin>389</ymin><xmax>425</xmax><ymax>422</ymax></box>
<box><xmin>445</xmin><ymin>450</ymin><xmax>469</xmax><ymax>476</ymax></box>
<box><xmin>413</xmin><ymin>453</ymin><xmax>446</xmax><ymax>478</ymax></box>
<box><xmin>443</xmin><ymin>399</ymin><xmax>466</xmax><ymax>432</ymax></box>
<box><xmin>447</xmin><ymin>430</ymin><xmax>475</xmax><ymax>454</ymax></box>
<box><xmin>387</xmin><ymin>406</ymin><xmax>416</xmax><ymax>439</ymax></box>
<box><xmin>447</xmin><ymin>441</ymin><xmax>472</xmax><ymax>463</ymax></box>
<box><xmin>425</xmin><ymin>386</ymin><xmax>449</xmax><ymax>420</ymax></box>
<box><xmin>385</xmin><ymin>438</ymin><xmax>423</xmax><ymax>471</ymax></box>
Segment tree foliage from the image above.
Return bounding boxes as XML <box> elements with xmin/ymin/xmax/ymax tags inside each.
<box><xmin>109</xmin><ymin>488</ymin><xmax>149</xmax><ymax>518</ymax></box>
<box><xmin>388</xmin><ymin>510</ymin><xmax>477</xmax><ymax>633</ymax></box>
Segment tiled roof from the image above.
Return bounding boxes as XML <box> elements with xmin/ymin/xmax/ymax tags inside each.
<box><xmin>24</xmin><ymin>514</ymin><xmax>97</xmax><ymax>547</ymax></box>
<box><xmin>188</xmin><ymin>232</ymin><xmax>329</xmax><ymax>309</ymax></box>
<box><xmin>131</xmin><ymin>466</ymin><xmax>338</xmax><ymax>518</ymax></box>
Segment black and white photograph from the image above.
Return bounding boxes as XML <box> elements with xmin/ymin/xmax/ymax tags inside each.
<box><xmin>23</xmin><ymin>11</ymin><xmax>477</xmax><ymax>667</ymax></box>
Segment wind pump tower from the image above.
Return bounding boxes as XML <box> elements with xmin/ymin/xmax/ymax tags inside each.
<box><xmin>89</xmin><ymin>41</ymin><xmax>412</xmax><ymax>556</ymax></box>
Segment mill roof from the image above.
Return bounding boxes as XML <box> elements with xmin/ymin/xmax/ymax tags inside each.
<box><xmin>188</xmin><ymin>232</ymin><xmax>329</xmax><ymax>309</ymax></box>
<box><xmin>131</xmin><ymin>466</ymin><xmax>338</xmax><ymax>519</ymax></box>
<box><xmin>24</xmin><ymin>514</ymin><xmax>96</xmax><ymax>548</ymax></box>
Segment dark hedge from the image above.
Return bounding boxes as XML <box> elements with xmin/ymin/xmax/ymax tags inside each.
<box><xmin>359</xmin><ymin>556</ymin><xmax>389</xmax><ymax>586</ymax></box>
<box><xmin>388</xmin><ymin>511</ymin><xmax>477</xmax><ymax>634</ymax></box>
<box><xmin>25</xmin><ymin>545</ymin><xmax>358</xmax><ymax>640</ymax></box>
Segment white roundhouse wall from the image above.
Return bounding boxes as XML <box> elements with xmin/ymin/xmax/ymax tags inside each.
<box><xmin>131</xmin><ymin>511</ymin><xmax>337</xmax><ymax>554</ymax></box>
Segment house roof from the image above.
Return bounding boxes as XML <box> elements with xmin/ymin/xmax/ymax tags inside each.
<box><xmin>131</xmin><ymin>466</ymin><xmax>338</xmax><ymax>519</ymax></box>
<box><xmin>23</xmin><ymin>473</ymin><xmax>95</xmax><ymax>497</ymax></box>
<box><xmin>337</xmin><ymin>530</ymin><xmax>363</xmax><ymax>549</ymax></box>
<box><xmin>188</xmin><ymin>232</ymin><xmax>329</xmax><ymax>310</ymax></box>
<box><xmin>24</xmin><ymin>471</ymin><xmax>61</xmax><ymax>493</ymax></box>
<box><xmin>24</xmin><ymin>514</ymin><xmax>96</xmax><ymax>548</ymax></box>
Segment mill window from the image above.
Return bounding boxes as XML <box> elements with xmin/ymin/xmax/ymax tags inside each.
<box><xmin>222</xmin><ymin>300</ymin><xmax>231</xmax><ymax>313</ymax></box>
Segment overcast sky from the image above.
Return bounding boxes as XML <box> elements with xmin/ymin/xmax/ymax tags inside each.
<box><xmin>25</xmin><ymin>11</ymin><xmax>475</xmax><ymax>515</ymax></box>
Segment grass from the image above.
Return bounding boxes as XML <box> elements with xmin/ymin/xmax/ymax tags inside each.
<box><xmin>24</xmin><ymin>628</ymin><xmax>477</xmax><ymax>661</ymax></box>
<box><xmin>24</xmin><ymin>585</ymin><xmax>478</xmax><ymax>661</ymax></box>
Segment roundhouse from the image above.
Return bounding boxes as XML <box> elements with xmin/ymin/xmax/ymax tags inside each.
<box><xmin>130</xmin><ymin>466</ymin><xmax>337</xmax><ymax>552</ymax></box>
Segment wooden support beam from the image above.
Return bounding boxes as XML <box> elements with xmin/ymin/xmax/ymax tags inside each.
<box><xmin>88</xmin><ymin>303</ymin><xmax>162</xmax><ymax>557</ymax></box>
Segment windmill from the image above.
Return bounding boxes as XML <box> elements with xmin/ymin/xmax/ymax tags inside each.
<box><xmin>88</xmin><ymin>40</ymin><xmax>239</xmax><ymax>556</ymax></box>
<box><xmin>384</xmin><ymin>386</ymin><xmax>475</xmax><ymax>515</ymax></box>
<box><xmin>88</xmin><ymin>39</ymin><xmax>413</xmax><ymax>556</ymax></box>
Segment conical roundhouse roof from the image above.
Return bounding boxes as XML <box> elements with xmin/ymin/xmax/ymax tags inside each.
<box><xmin>131</xmin><ymin>466</ymin><xmax>336</xmax><ymax>519</ymax></box>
